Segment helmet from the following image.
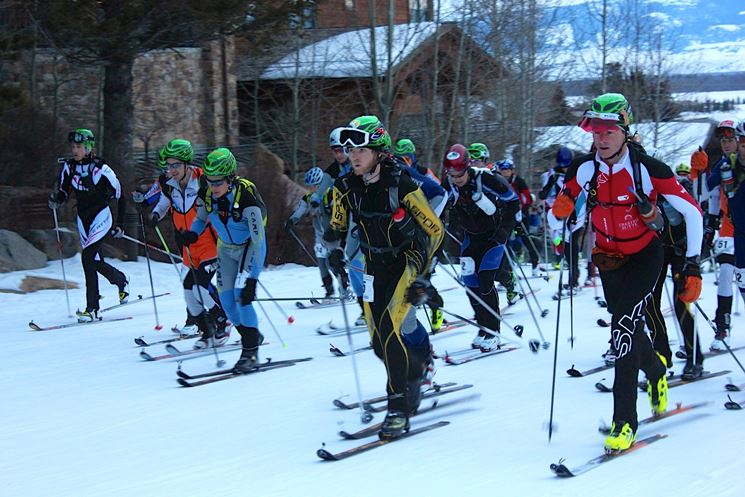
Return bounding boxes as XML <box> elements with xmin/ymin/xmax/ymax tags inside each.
<box><xmin>68</xmin><ymin>128</ymin><xmax>95</xmax><ymax>150</ymax></box>
<box><xmin>160</xmin><ymin>138</ymin><xmax>193</xmax><ymax>167</ymax></box>
<box><xmin>556</xmin><ymin>146</ymin><xmax>574</xmax><ymax>167</ymax></box>
<box><xmin>157</xmin><ymin>146</ymin><xmax>167</xmax><ymax>169</ymax></box>
<box><xmin>467</xmin><ymin>143</ymin><xmax>490</xmax><ymax>161</ymax></box>
<box><xmin>494</xmin><ymin>159</ymin><xmax>514</xmax><ymax>171</ymax></box>
<box><xmin>394</xmin><ymin>138</ymin><xmax>416</xmax><ymax>156</ymax></box>
<box><xmin>675</xmin><ymin>163</ymin><xmax>691</xmax><ymax>175</ymax></box>
<box><xmin>579</xmin><ymin>93</ymin><xmax>634</xmax><ymax>131</ymax></box>
<box><xmin>443</xmin><ymin>144</ymin><xmax>470</xmax><ymax>174</ymax></box>
<box><xmin>340</xmin><ymin>115</ymin><xmax>391</xmax><ymax>151</ymax></box>
<box><xmin>203</xmin><ymin>148</ymin><xmax>237</xmax><ymax>177</ymax></box>
<box><xmin>329</xmin><ymin>127</ymin><xmax>345</xmax><ymax>148</ymax></box>
<box><xmin>717</xmin><ymin>119</ymin><xmax>737</xmax><ymax>139</ymax></box>
<box><xmin>736</xmin><ymin>120</ymin><xmax>745</xmax><ymax>138</ymax></box>
<box><xmin>304</xmin><ymin>166</ymin><xmax>324</xmax><ymax>186</ymax></box>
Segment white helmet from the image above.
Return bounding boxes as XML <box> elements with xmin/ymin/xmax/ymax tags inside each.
<box><xmin>304</xmin><ymin>166</ymin><xmax>324</xmax><ymax>186</ymax></box>
<box><xmin>329</xmin><ymin>127</ymin><xmax>345</xmax><ymax>148</ymax></box>
<box><xmin>736</xmin><ymin>120</ymin><xmax>745</xmax><ymax>139</ymax></box>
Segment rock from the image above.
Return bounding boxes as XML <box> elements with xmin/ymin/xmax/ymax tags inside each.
<box><xmin>26</xmin><ymin>228</ymin><xmax>79</xmax><ymax>260</ymax></box>
<box><xmin>19</xmin><ymin>276</ymin><xmax>79</xmax><ymax>293</ymax></box>
<box><xmin>0</xmin><ymin>230</ymin><xmax>48</xmax><ymax>272</ymax></box>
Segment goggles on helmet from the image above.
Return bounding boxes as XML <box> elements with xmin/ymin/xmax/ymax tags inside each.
<box><xmin>579</xmin><ymin>109</ymin><xmax>630</xmax><ymax>132</ymax></box>
<box><xmin>68</xmin><ymin>131</ymin><xmax>94</xmax><ymax>144</ymax></box>
<box><xmin>717</xmin><ymin>127</ymin><xmax>736</xmax><ymax>140</ymax></box>
<box><xmin>338</xmin><ymin>128</ymin><xmax>370</xmax><ymax>148</ymax></box>
<box><xmin>580</xmin><ymin>117</ymin><xmax>624</xmax><ymax>133</ymax></box>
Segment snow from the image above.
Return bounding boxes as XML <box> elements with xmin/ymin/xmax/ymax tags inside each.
<box><xmin>2</xmin><ymin>254</ymin><xmax>745</xmax><ymax>496</ymax></box>
<box><xmin>261</xmin><ymin>22</ymin><xmax>438</xmax><ymax>80</ymax></box>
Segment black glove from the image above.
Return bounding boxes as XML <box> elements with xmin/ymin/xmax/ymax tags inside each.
<box><xmin>328</xmin><ymin>248</ymin><xmax>345</xmax><ymax>274</ymax></box>
<box><xmin>310</xmin><ymin>200</ymin><xmax>320</xmax><ymax>209</ymax></box>
<box><xmin>240</xmin><ymin>278</ymin><xmax>257</xmax><ymax>306</ymax></box>
<box><xmin>283</xmin><ymin>219</ymin><xmax>294</xmax><ymax>232</ymax></box>
<box><xmin>175</xmin><ymin>229</ymin><xmax>199</xmax><ymax>247</ymax></box>
<box><xmin>406</xmin><ymin>275</ymin><xmax>434</xmax><ymax>306</ymax></box>
<box><xmin>147</xmin><ymin>213</ymin><xmax>160</xmax><ymax>228</ymax></box>
<box><xmin>323</xmin><ymin>229</ymin><xmax>341</xmax><ymax>243</ymax></box>
<box><xmin>110</xmin><ymin>226</ymin><xmax>125</xmax><ymax>239</ymax></box>
<box><xmin>703</xmin><ymin>214</ymin><xmax>718</xmax><ymax>249</ymax></box>
<box><xmin>48</xmin><ymin>191</ymin><xmax>65</xmax><ymax>210</ymax></box>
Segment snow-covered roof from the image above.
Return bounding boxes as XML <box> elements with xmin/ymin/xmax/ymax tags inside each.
<box><xmin>533</xmin><ymin>121</ymin><xmax>713</xmax><ymax>169</ymax></box>
<box><xmin>260</xmin><ymin>22</ymin><xmax>439</xmax><ymax>80</ymax></box>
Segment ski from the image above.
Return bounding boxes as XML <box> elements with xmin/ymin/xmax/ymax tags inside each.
<box><xmin>725</xmin><ymin>381</ymin><xmax>745</xmax><ymax>392</ymax></box>
<box><xmin>100</xmin><ymin>292</ymin><xmax>170</xmax><ymax>313</ymax></box>
<box><xmin>29</xmin><ymin>316</ymin><xmax>133</xmax><ymax>331</ymax></box>
<box><xmin>339</xmin><ymin>390</ymin><xmax>480</xmax><ymax>440</ymax></box>
<box><xmin>362</xmin><ymin>383</ymin><xmax>474</xmax><ymax>413</ymax></box>
<box><xmin>430</xmin><ymin>319</ymin><xmax>470</xmax><ymax>335</ymax></box>
<box><xmin>598</xmin><ymin>401</ymin><xmax>710</xmax><ymax>434</ymax></box>
<box><xmin>636</xmin><ymin>370</ymin><xmax>732</xmax><ymax>392</ymax></box>
<box><xmin>443</xmin><ymin>346</ymin><xmax>518</xmax><ymax>366</ymax></box>
<box><xmin>177</xmin><ymin>357</ymin><xmax>313</xmax><ymax>380</ymax></box>
<box><xmin>134</xmin><ymin>333</ymin><xmax>199</xmax><ymax>347</ymax></box>
<box><xmin>164</xmin><ymin>340</ymin><xmax>242</xmax><ymax>356</ymax></box>
<box><xmin>550</xmin><ymin>434</ymin><xmax>668</xmax><ymax>477</ymax></box>
<box><xmin>724</xmin><ymin>395</ymin><xmax>745</xmax><ymax>410</ymax></box>
<box><xmin>332</xmin><ymin>382</ymin><xmax>457</xmax><ymax>410</ymax></box>
<box><xmin>567</xmin><ymin>362</ymin><xmax>613</xmax><ymax>378</ymax></box>
<box><xmin>296</xmin><ymin>296</ymin><xmax>355</xmax><ymax>310</ymax></box>
<box><xmin>139</xmin><ymin>343</ymin><xmax>242</xmax><ymax>361</ymax></box>
<box><xmin>177</xmin><ymin>360</ymin><xmax>302</xmax><ymax>387</ymax></box>
<box><xmin>317</xmin><ymin>421</ymin><xmax>450</xmax><ymax>461</ymax></box>
<box><xmin>316</xmin><ymin>321</ymin><xmax>368</xmax><ymax>336</ymax></box>
<box><xmin>329</xmin><ymin>343</ymin><xmax>372</xmax><ymax>357</ymax></box>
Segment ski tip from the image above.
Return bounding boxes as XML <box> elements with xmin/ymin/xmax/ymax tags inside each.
<box><xmin>550</xmin><ymin>462</ymin><xmax>574</xmax><ymax>477</ymax></box>
<box><xmin>177</xmin><ymin>378</ymin><xmax>193</xmax><ymax>387</ymax></box>
<box><xmin>140</xmin><ymin>350</ymin><xmax>154</xmax><ymax>361</ymax></box>
<box><xmin>28</xmin><ymin>321</ymin><xmax>42</xmax><ymax>331</ymax></box>
<box><xmin>317</xmin><ymin>448</ymin><xmax>339</xmax><ymax>461</ymax></box>
<box><xmin>725</xmin><ymin>383</ymin><xmax>742</xmax><ymax>392</ymax></box>
<box><xmin>566</xmin><ymin>367</ymin><xmax>583</xmax><ymax>378</ymax></box>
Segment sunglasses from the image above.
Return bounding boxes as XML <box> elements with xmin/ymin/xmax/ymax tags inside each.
<box><xmin>205</xmin><ymin>177</ymin><xmax>229</xmax><ymax>186</ymax></box>
<box><xmin>338</xmin><ymin>128</ymin><xmax>370</xmax><ymax>148</ymax></box>
<box><xmin>166</xmin><ymin>161</ymin><xmax>184</xmax><ymax>170</ymax></box>
<box><xmin>68</xmin><ymin>132</ymin><xmax>94</xmax><ymax>143</ymax></box>
<box><xmin>446</xmin><ymin>168</ymin><xmax>467</xmax><ymax>178</ymax></box>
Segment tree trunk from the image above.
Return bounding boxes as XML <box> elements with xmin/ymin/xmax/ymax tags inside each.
<box><xmin>103</xmin><ymin>60</ymin><xmax>135</xmax><ymax>191</ymax></box>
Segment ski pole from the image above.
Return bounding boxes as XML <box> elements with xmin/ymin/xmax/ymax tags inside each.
<box><xmin>438</xmin><ymin>307</ymin><xmax>530</xmax><ymax>349</ymax></box>
<box><xmin>139</xmin><ymin>213</ymin><xmax>163</xmax><ymax>330</ymax></box>
<box><xmin>287</xmin><ymin>226</ymin><xmax>318</xmax><ymax>266</ymax></box>
<box><xmin>507</xmin><ymin>245</ymin><xmax>549</xmax><ymax>318</ymax></box>
<box><xmin>182</xmin><ymin>245</ymin><xmax>225</xmax><ymax>368</ymax></box>
<box><xmin>548</xmin><ymin>218</ymin><xmax>567</xmax><ymax>443</ymax></box>
<box><xmin>334</xmin><ymin>272</ymin><xmax>372</xmax><ymax>424</ymax></box>
<box><xmin>254</xmin><ymin>298</ymin><xmax>287</xmax><ymax>348</ymax></box>
<box><xmin>568</xmin><ymin>229</ymin><xmax>575</xmax><ymax>348</ymax></box>
<box><xmin>663</xmin><ymin>277</ymin><xmax>686</xmax><ymax>355</ymax></box>
<box><xmin>257</xmin><ymin>279</ymin><xmax>295</xmax><ymax>325</ymax></box>
<box><xmin>153</xmin><ymin>226</ymin><xmax>185</xmax><ymax>280</ymax></box>
<box><xmin>51</xmin><ymin>207</ymin><xmax>73</xmax><ymax>317</ymax></box>
<box><xmin>693</xmin><ymin>301</ymin><xmax>745</xmax><ymax>376</ymax></box>
<box><xmin>121</xmin><ymin>233</ymin><xmax>183</xmax><ymax>262</ymax></box>
<box><xmin>505</xmin><ymin>248</ymin><xmax>550</xmax><ymax>349</ymax></box>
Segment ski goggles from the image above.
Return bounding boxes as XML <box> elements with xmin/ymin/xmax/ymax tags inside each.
<box><xmin>338</xmin><ymin>128</ymin><xmax>370</xmax><ymax>148</ymax></box>
<box><xmin>68</xmin><ymin>131</ymin><xmax>94</xmax><ymax>143</ymax></box>
<box><xmin>717</xmin><ymin>127</ymin><xmax>736</xmax><ymax>140</ymax></box>
<box><xmin>578</xmin><ymin>110</ymin><xmax>630</xmax><ymax>132</ymax></box>
<box><xmin>579</xmin><ymin>117</ymin><xmax>624</xmax><ymax>133</ymax></box>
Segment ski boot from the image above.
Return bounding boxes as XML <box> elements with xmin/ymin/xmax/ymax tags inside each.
<box><xmin>233</xmin><ymin>325</ymin><xmax>262</xmax><ymax>373</ymax></box>
<box><xmin>531</xmin><ymin>266</ymin><xmax>541</xmax><ymax>278</ymax></box>
<box><xmin>180</xmin><ymin>311</ymin><xmax>201</xmax><ymax>335</ymax></box>
<box><xmin>430</xmin><ymin>307</ymin><xmax>444</xmax><ymax>332</ymax></box>
<box><xmin>604</xmin><ymin>421</ymin><xmax>636</xmax><ymax>453</ymax></box>
<box><xmin>711</xmin><ymin>300</ymin><xmax>731</xmax><ymax>351</ymax></box>
<box><xmin>76</xmin><ymin>308</ymin><xmax>99</xmax><ymax>323</ymax></box>
<box><xmin>378</xmin><ymin>411</ymin><xmax>410</xmax><ymax>440</ymax></box>
<box><xmin>209</xmin><ymin>306</ymin><xmax>230</xmax><ymax>346</ymax></box>
<box><xmin>193</xmin><ymin>314</ymin><xmax>215</xmax><ymax>349</ymax></box>
<box><xmin>471</xmin><ymin>331</ymin><xmax>487</xmax><ymax>349</ymax></box>
<box><xmin>480</xmin><ymin>333</ymin><xmax>502</xmax><ymax>352</ymax></box>
<box><xmin>647</xmin><ymin>354</ymin><xmax>669</xmax><ymax>416</ymax></box>
<box><xmin>321</xmin><ymin>274</ymin><xmax>334</xmax><ymax>299</ymax></box>
<box><xmin>118</xmin><ymin>279</ymin><xmax>130</xmax><ymax>304</ymax></box>
<box><xmin>710</xmin><ymin>330</ymin><xmax>729</xmax><ymax>352</ymax></box>
<box><xmin>682</xmin><ymin>362</ymin><xmax>703</xmax><ymax>381</ymax></box>
<box><xmin>602</xmin><ymin>345</ymin><xmax>618</xmax><ymax>367</ymax></box>
<box><xmin>422</xmin><ymin>345</ymin><xmax>436</xmax><ymax>388</ymax></box>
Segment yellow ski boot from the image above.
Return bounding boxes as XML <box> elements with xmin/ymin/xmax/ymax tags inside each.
<box><xmin>648</xmin><ymin>353</ymin><xmax>669</xmax><ymax>416</ymax></box>
<box><xmin>604</xmin><ymin>421</ymin><xmax>636</xmax><ymax>453</ymax></box>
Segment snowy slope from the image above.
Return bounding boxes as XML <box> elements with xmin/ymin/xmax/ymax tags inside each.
<box><xmin>2</xmin><ymin>255</ymin><xmax>745</xmax><ymax>497</ymax></box>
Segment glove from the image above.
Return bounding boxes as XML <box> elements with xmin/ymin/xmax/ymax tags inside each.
<box><xmin>703</xmin><ymin>215</ymin><xmax>718</xmax><ymax>249</ymax></box>
<box><xmin>283</xmin><ymin>219</ymin><xmax>294</xmax><ymax>232</ymax></box>
<box><xmin>175</xmin><ymin>229</ymin><xmax>199</xmax><ymax>247</ymax></box>
<box><xmin>132</xmin><ymin>191</ymin><xmax>146</xmax><ymax>204</ymax></box>
<box><xmin>147</xmin><ymin>213</ymin><xmax>160</xmax><ymax>228</ymax></box>
<box><xmin>677</xmin><ymin>256</ymin><xmax>702</xmax><ymax>303</ymax></box>
<box><xmin>323</xmin><ymin>229</ymin><xmax>342</xmax><ymax>243</ymax></box>
<box><xmin>240</xmin><ymin>278</ymin><xmax>257</xmax><ymax>306</ymax></box>
<box><xmin>310</xmin><ymin>200</ymin><xmax>320</xmax><ymax>209</ymax></box>
<box><xmin>110</xmin><ymin>226</ymin><xmax>125</xmax><ymax>239</ymax></box>
<box><xmin>406</xmin><ymin>275</ymin><xmax>434</xmax><ymax>306</ymax></box>
<box><xmin>690</xmin><ymin>147</ymin><xmax>708</xmax><ymax>172</ymax></box>
<box><xmin>48</xmin><ymin>191</ymin><xmax>65</xmax><ymax>210</ymax></box>
<box><xmin>328</xmin><ymin>248</ymin><xmax>345</xmax><ymax>274</ymax></box>
<box><xmin>551</xmin><ymin>193</ymin><xmax>575</xmax><ymax>219</ymax></box>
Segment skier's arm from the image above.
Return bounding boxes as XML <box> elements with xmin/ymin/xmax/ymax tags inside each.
<box><xmin>652</xmin><ymin>175</ymin><xmax>703</xmax><ymax>258</ymax></box>
<box><xmin>242</xmin><ymin>201</ymin><xmax>267</xmax><ymax>279</ymax></box>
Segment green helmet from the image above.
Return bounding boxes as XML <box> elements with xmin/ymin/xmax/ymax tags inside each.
<box><xmin>157</xmin><ymin>147</ymin><xmax>167</xmax><ymax>169</ymax></box>
<box><xmin>203</xmin><ymin>148</ymin><xmax>237</xmax><ymax>177</ymax></box>
<box><xmin>580</xmin><ymin>93</ymin><xmax>634</xmax><ymax>131</ymax></box>
<box><xmin>68</xmin><ymin>128</ymin><xmax>95</xmax><ymax>150</ymax></box>
<box><xmin>676</xmin><ymin>163</ymin><xmax>691</xmax><ymax>175</ymax></box>
<box><xmin>345</xmin><ymin>115</ymin><xmax>391</xmax><ymax>151</ymax></box>
<box><xmin>160</xmin><ymin>139</ymin><xmax>193</xmax><ymax>168</ymax></box>
<box><xmin>467</xmin><ymin>143</ymin><xmax>490</xmax><ymax>161</ymax></box>
<box><xmin>394</xmin><ymin>138</ymin><xmax>416</xmax><ymax>156</ymax></box>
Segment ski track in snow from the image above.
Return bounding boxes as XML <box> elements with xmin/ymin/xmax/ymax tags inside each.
<box><xmin>2</xmin><ymin>255</ymin><xmax>745</xmax><ymax>497</ymax></box>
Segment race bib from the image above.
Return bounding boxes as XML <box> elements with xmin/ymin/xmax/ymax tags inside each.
<box><xmin>735</xmin><ymin>268</ymin><xmax>745</xmax><ymax>290</ymax></box>
<box><xmin>315</xmin><ymin>243</ymin><xmax>329</xmax><ymax>258</ymax></box>
<box><xmin>715</xmin><ymin>237</ymin><xmax>735</xmax><ymax>256</ymax></box>
<box><xmin>363</xmin><ymin>274</ymin><xmax>375</xmax><ymax>302</ymax></box>
<box><xmin>460</xmin><ymin>257</ymin><xmax>475</xmax><ymax>276</ymax></box>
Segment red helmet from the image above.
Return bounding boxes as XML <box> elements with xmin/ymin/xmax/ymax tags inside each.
<box><xmin>443</xmin><ymin>144</ymin><xmax>470</xmax><ymax>174</ymax></box>
<box><xmin>717</xmin><ymin>119</ymin><xmax>737</xmax><ymax>139</ymax></box>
